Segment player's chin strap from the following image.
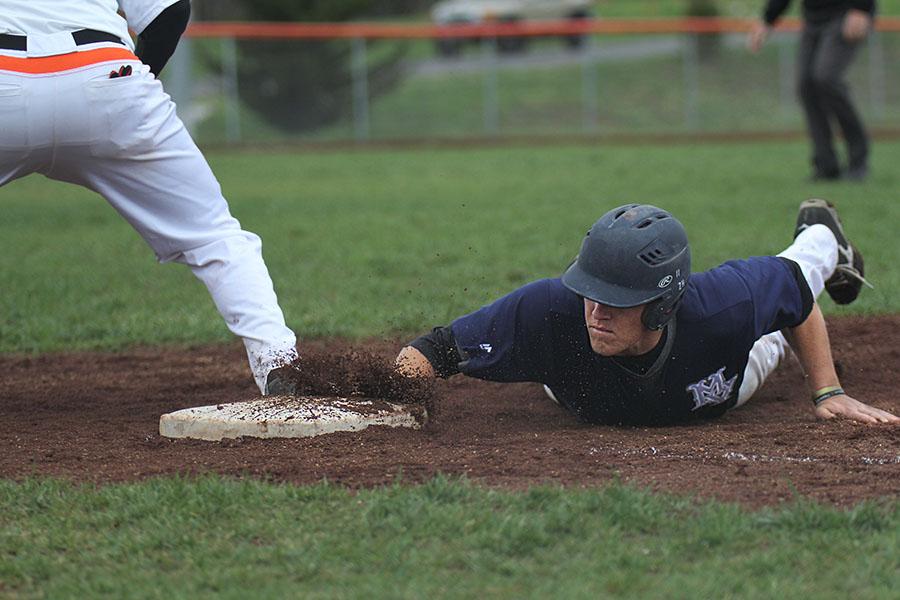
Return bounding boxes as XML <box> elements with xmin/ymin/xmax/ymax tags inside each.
<box><xmin>610</xmin><ymin>320</ymin><xmax>676</xmax><ymax>380</ymax></box>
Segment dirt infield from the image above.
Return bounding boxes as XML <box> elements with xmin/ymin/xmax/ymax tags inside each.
<box><xmin>1</xmin><ymin>315</ymin><xmax>898</xmax><ymax>508</ymax></box>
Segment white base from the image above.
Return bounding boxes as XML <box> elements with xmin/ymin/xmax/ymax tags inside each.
<box><xmin>159</xmin><ymin>396</ymin><xmax>425</xmax><ymax>441</ymax></box>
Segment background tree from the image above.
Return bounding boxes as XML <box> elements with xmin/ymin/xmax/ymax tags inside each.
<box><xmin>200</xmin><ymin>0</ymin><xmax>416</xmax><ymax>134</ymax></box>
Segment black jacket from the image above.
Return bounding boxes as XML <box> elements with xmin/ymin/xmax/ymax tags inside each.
<box><xmin>763</xmin><ymin>0</ymin><xmax>875</xmax><ymax>25</ymax></box>
<box><xmin>135</xmin><ymin>0</ymin><xmax>191</xmax><ymax>76</ymax></box>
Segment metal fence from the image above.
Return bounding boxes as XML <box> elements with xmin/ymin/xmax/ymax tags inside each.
<box><xmin>162</xmin><ymin>18</ymin><xmax>900</xmax><ymax>145</ymax></box>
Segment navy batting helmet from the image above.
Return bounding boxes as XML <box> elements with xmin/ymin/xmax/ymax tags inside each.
<box><xmin>561</xmin><ymin>204</ymin><xmax>691</xmax><ymax>330</ymax></box>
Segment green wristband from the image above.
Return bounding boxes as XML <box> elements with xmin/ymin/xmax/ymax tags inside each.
<box><xmin>813</xmin><ymin>387</ymin><xmax>845</xmax><ymax>406</ymax></box>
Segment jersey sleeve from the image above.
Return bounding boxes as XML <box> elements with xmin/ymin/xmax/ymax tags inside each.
<box><xmin>762</xmin><ymin>0</ymin><xmax>792</xmax><ymax>25</ymax></box>
<box><xmin>119</xmin><ymin>0</ymin><xmax>182</xmax><ymax>34</ymax></box>
<box><xmin>449</xmin><ymin>278</ymin><xmax>563</xmax><ymax>383</ymax></box>
<box><xmin>692</xmin><ymin>256</ymin><xmax>813</xmax><ymax>340</ymax></box>
<box><xmin>850</xmin><ymin>1</ymin><xmax>876</xmax><ymax>16</ymax></box>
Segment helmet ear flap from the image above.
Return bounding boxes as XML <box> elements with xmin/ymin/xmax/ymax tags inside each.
<box><xmin>641</xmin><ymin>292</ymin><xmax>684</xmax><ymax>330</ymax></box>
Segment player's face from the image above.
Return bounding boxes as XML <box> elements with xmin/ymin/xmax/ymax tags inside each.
<box><xmin>583</xmin><ymin>299</ymin><xmax>659</xmax><ymax>357</ymax></box>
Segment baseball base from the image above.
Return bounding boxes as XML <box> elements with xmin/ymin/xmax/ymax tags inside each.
<box><xmin>159</xmin><ymin>396</ymin><xmax>426</xmax><ymax>441</ymax></box>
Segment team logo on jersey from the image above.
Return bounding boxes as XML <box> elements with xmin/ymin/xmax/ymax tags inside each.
<box><xmin>686</xmin><ymin>367</ymin><xmax>737</xmax><ymax>411</ymax></box>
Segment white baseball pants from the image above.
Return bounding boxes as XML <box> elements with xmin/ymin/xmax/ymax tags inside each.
<box><xmin>0</xmin><ymin>50</ymin><xmax>297</xmax><ymax>393</ymax></box>
<box><xmin>735</xmin><ymin>223</ymin><xmax>838</xmax><ymax>405</ymax></box>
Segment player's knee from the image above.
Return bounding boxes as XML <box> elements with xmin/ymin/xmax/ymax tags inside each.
<box><xmin>809</xmin><ymin>71</ymin><xmax>843</xmax><ymax>95</ymax></box>
<box><xmin>165</xmin><ymin>230</ymin><xmax>263</xmax><ymax>266</ymax></box>
<box><xmin>796</xmin><ymin>77</ymin><xmax>817</xmax><ymax>101</ymax></box>
<box><xmin>799</xmin><ymin>222</ymin><xmax>837</xmax><ymax>247</ymax></box>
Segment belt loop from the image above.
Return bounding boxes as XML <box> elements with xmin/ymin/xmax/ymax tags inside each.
<box><xmin>26</xmin><ymin>31</ymin><xmax>78</xmax><ymax>57</ymax></box>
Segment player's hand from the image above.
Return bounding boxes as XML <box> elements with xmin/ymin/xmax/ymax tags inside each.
<box><xmin>747</xmin><ymin>21</ymin><xmax>770</xmax><ymax>53</ymax></box>
<box><xmin>395</xmin><ymin>346</ymin><xmax>436</xmax><ymax>379</ymax></box>
<box><xmin>842</xmin><ymin>9</ymin><xmax>872</xmax><ymax>42</ymax></box>
<box><xmin>814</xmin><ymin>394</ymin><xmax>899</xmax><ymax>424</ymax></box>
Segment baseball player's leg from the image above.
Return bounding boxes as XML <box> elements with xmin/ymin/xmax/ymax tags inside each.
<box><xmin>736</xmin><ymin>223</ymin><xmax>838</xmax><ymax>405</ymax></box>
<box><xmin>0</xmin><ymin>71</ymin><xmax>37</xmax><ymax>186</ymax></box>
<box><xmin>736</xmin><ymin>331</ymin><xmax>789</xmax><ymax>407</ymax></box>
<box><xmin>812</xmin><ymin>16</ymin><xmax>869</xmax><ymax>175</ymax></box>
<box><xmin>796</xmin><ymin>23</ymin><xmax>840</xmax><ymax>178</ymax></box>
<box><xmin>777</xmin><ymin>222</ymin><xmax>838</xmax><ymax>299</ymax></box>
<box><xmin>46</xmin><ymin>64</ymin><xmax>296</xmax><ymax>393</ymax></box>
<box><xmin>0</xmin><ymin>146</ymin><xmax>33</xmax><ymax>187</ymax></box>
<box><xmin>543</xmin><ymin>384</ymin><xmax>560</xmax><ymax>405</ymax></box>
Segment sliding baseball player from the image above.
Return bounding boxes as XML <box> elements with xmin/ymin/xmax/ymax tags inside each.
<box><xmin>397</xmin><ymin>200</ymin><xmax>896</xmax><ymax>426</ymax></box>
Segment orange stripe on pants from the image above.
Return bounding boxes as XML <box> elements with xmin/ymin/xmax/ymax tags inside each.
<box><xmin>0</xmin><ymin>47</ymin><xmax>138</xmax><ymax>74</ymax></box>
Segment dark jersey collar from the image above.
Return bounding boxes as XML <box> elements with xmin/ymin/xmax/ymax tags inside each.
<box><xmin>609</xmin><ymin>320</ymin><xmax>676</xmax><ymax>379</ymax></box>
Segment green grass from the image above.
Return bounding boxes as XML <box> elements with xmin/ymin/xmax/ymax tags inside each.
<box><xmin>5</xmin><ymin>6</ymin><xmax>900</xmax><ymax>595</ymax></box>
<box><xmin>2</xmin><ymin>141</ymin><xmax>899</xmax><ymax>352</ymax></box>
<box><xmin>3</xmin><ymin>143</ymin><xmax>899</xmax><ymax>597</ymax></box>
<box><xmin>1</xmin><ymin>477</ymin><xmax>897</xmax><ymax>598</ymax></box>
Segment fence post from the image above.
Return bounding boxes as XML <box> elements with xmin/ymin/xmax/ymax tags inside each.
<box><xmin>165</xmin><ymin>36</ymin><xmax>194</xmax><ymax>136</ymax></box>
<box><xmin>581</xmin><ymin>36</ymin><xmax>599</xmax><ymax>133</ymax></box>
<box><xmin>867</xmin><ymin>31</ymin><xmax>886</xmax><ymax>121</ymax></box>
<box><xmin>682</xmin><ymin>33</ymin><xmax>699</xmax><ymax>131</ymax></box>
<box><xmin>777</xmin><ymin>33</ymin><xmax>795</xmax><ymax>119</ymax></box>
<box><xmin>351</xmin><ymin>37</ymin><xmax>371</xmax><ymax>141</ymax></box>
<box><xmin>220</xmin><ymin>36</ymin><xmax>241</xmax><ymax>143</ymax></box>
<box><xmin>481</xmin><ymin>36</ymin><xmax>500</xmax><ymax>135</ymax></box>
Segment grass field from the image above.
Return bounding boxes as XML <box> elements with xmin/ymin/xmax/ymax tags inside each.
<box><xmin>2</xmin><ymin>477</ymin><xmax>898</xmax><ymax>598</ymax></box>
<box><xmin>2</xmin><ymin>140</ymin><xmax>899</xmax><ymax>352</ymax></box>
<box><xmin>2</xmin><ymin>142</ymin><xmax>899</xmax><ymax>597</ymax></box>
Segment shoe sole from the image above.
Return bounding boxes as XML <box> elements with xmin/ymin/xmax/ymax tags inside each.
<box><xmin>795</xmin><ymin>199</ymin><xmax>849</xmax><ymax>247</ymax></box>
<box><xmin>828</xmin><ymin>245</ymin><xmax>865</xmax><ymax>305</ymax></box>
<box><xmin>794</xmin><ymin>199</ymin><xmax>867</xmax><ymax>305</ymax></box>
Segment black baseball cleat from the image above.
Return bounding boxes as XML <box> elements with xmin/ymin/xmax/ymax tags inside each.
<box><xmin>264</xmin><ymin>365</ymin><xmax>298</xmax><ymax>396</ymax></box>
<box><xmin>795</xmin><ymin>199</ymin><xmax>872</xmax><ymax>305</ymax></box>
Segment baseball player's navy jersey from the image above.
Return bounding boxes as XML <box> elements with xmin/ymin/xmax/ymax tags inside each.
<box><xmin>448</xmin><ymin>256</ymin><xmax>812</xmax><ymax>425</ymax></box>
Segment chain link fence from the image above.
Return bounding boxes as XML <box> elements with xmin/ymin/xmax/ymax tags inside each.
<box><xmin>161</xmin><ymin>20</ymin><xmax>900</xmax><ymax>145</ymax></box>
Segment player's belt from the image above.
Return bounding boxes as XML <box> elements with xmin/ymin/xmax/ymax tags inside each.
<box><xmin>0</xmin><ymin>47</ymin><xmax>138</xmax><ymax>74</ymax></box>
<box><xmin>0</xmin><ymin>29</ymin><xmax>125</xmax><ymax>51</ymax></box>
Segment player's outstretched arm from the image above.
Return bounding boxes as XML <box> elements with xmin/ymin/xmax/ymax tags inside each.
<box><xmin>786</xmin><ymin>303</ymin><xmax>899</xmax><ymax>424</ymax></box>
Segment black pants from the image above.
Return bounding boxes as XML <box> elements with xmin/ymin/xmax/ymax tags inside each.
<box><xmin>797</xmin><ymin>15</ymin><xmax>870</xmax><ymax>176</ymax></box>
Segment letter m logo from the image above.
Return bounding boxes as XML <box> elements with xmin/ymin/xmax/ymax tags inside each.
<box><xmin>686</xmin><ymin>367</ymin><xmax>738</xmax><ymax>411</ymax></box>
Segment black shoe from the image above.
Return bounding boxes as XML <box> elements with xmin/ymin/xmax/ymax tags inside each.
<box><xmin>264</xmin><ymin>365</ymin><xmax>298</xmax><ymax>396</ymax></box>
<box><xmin>844</xmin><ymin>165</ymin><xmax>869</xmax><ymax>182</ymax></box>
<box><xmin>795</xmin><ymin>199</ymin><xmax>872</xmax><ymax>305</ymax></box>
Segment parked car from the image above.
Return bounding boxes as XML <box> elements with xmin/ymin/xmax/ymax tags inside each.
<box><xmin>431</xmin><ymin>0</ymin><xmax>593</xmax><ymax>56</ymax></box>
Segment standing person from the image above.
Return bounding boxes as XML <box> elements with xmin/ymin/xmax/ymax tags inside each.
<box><xmin>396</xmin><ymin>201</ymin><xmax>896</xmax><ymax>426</ymax></box>
<box><xmin>0</xmin><ymin>1</ymin><xmax>298</xmax><ymax>395</ymax></box>
<box><xmin>748</xmin><ymin>1</ymin><xmax>875</xmax><ymax>181</ymax></box>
